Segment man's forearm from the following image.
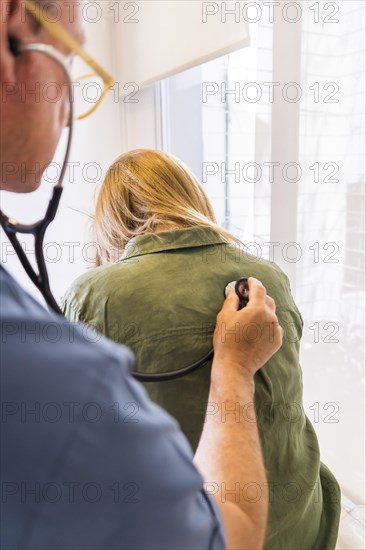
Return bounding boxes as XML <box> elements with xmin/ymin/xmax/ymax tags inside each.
<box><xmin>194</xmin><ymin>360</ymin><xmax>268</xmax><ymax>549</ymax></box>
<box><xmin>195</xmin><ymin>279</ymin><xmax>282</xmax><ymax>548</ymax></box>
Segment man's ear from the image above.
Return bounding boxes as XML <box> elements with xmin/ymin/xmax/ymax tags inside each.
<box><xmin>0</xmin><ymin>0</ymin><xmax>24</xmax><ymax>80</ymax></box>
<box><xmin>0</xmin><ymin>0</ymin><xmax>40</xmax><ymax>80</ymax></box>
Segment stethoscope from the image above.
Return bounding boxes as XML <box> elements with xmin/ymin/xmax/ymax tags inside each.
<box><xmin>0</xmin><ymin>43</ymin><xmax>250</xmax><ymax>382</ymax></box>
<box><xmin>135</xmin><ymin>278</ymin><xmax>249</xmax><ymax>382</ymax></box>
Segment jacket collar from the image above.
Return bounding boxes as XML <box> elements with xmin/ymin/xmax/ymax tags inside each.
<box><xmin>120</xmin><ymin>226</ymin><xmax>228</xmax><ymax>261</ymax></box>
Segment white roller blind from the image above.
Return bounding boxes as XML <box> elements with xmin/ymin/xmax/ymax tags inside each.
<box><xmin>114</xmin><ymin>0</ymin><xmax>250</xmax><ymax>89</ymax></box>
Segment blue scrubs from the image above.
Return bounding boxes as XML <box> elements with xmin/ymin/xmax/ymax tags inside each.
<box><xmin>0</xmin><ymin>266</ymin><xmax>225</xmax><ymax>550</ymax></box>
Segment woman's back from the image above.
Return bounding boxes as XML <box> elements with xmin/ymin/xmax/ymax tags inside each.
<box><xmin>63</xmin><ymin>225</ymin><xmax>341</xmax><ymax>550</ymax></box>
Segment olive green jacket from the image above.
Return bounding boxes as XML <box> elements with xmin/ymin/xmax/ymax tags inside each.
<box><xmin>63</xmin><ymin>226</ymin><xmax>340</xmax><ymax>550</ymax></box>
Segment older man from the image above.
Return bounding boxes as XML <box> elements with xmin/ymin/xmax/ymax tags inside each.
<box><xmin>0</xmin><ymin>1</ymin><xmax>283</xmax><ymax>549</ymax></box>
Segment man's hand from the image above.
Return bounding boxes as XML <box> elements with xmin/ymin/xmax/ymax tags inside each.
<box><xmin>213</xmin><ymin>277</ymin><xmax>283</xmax><ymax>377</ymax></box>
<box><xmin>195</xmin><ymin>277</ymin><xmax>283</xmax><ymax>549</ymax></box>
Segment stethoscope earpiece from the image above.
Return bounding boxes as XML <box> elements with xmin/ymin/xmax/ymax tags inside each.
<box><xmin>8</xmin><ymin>36</ymin><xmax>21</xmax><ymax>56</ymax></box>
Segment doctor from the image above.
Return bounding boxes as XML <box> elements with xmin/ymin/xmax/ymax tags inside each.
<box><xmin>0</xmin><ymin>1</ymin><xmax>283</xmax><ymax>548</ymax></box>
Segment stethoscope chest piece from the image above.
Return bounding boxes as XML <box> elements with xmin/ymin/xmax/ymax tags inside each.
<box><xmin>235</xmin><ymin>278</ymin><xmax>249</xmax><ymax>309</ymax></box>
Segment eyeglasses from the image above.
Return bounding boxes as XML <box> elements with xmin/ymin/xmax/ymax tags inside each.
<box><xmin>24</xmin><ymin>0</ymin><xmax>114</xmax><ymax>120</ymax></box>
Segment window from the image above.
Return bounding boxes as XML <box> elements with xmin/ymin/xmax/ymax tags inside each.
<box><xmin>161</xmin><ymin>1</ymin><xmax>365</xmax><ymax>509</ymax></box>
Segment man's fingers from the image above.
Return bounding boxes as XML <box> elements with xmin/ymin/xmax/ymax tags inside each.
<box><xmin>222</xmin><ymin>286</ymin><xmax>240</xmax><ymax>313</ymax></box>
<box><xmin>224</xmin><ymin>279</ymin><xmax>271</xmax><ymax>312</ymax></box>
<box><xmin>266</xmin><ymin>295</ymin><xmax>276</xmax><ymax>311</ymax></box>
<box><xmin>224</xmin><ymin>281</ymin><xmax>237</xmax><ymax>297</ymax></box>
<box><xmin>224</xmin><ymin>279</ymin><xmax>275</xmax><ymax>314</ymax></box>
<box><xmin>246</xmin><ymin>277</ymin><xmax>266</xmax><ymax>305</ymax></box>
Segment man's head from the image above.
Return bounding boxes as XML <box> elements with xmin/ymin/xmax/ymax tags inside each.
<box><xmin>0</xmin><ymin>0</ymin><xmax>85</xmax><ymax>192</ymax></box>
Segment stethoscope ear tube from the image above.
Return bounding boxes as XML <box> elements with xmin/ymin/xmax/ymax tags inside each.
<box><xmin>0</xmin><ymin>43</ymin><xmax>74</xmax><ymax>316</ymax></box>
<box><xmin>0</xmin><ymin>186</ymin><xmax>64</xmax><ymax>314</ymax></box>
<box><xmin>0</xmin><ymin>186</ymin><xmax>65</xmax><ymax>315</ymax></box>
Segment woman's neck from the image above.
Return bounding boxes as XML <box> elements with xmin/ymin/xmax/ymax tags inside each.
<box><xmin>153</xmin><ymin>221</ymin><xmax>185</xmax><ymax>233</ymax></box>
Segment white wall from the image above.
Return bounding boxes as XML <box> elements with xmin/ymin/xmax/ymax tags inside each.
<box><xmin>158</xmin><ymin>1</ymin><xmax>366</xmax><ymax>515</ymax></box>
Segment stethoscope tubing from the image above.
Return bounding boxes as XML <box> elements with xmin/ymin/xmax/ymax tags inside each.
<box><xmin>0</xmin><ymin>44</ymin><xmax>74</xmax><ymax>315</ymax></box>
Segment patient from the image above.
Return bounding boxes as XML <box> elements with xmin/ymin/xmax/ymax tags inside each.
<box><xmin>63</xmin><ymin>149</ymin><xmax>340</xmax><ymax>549</ymax></box>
